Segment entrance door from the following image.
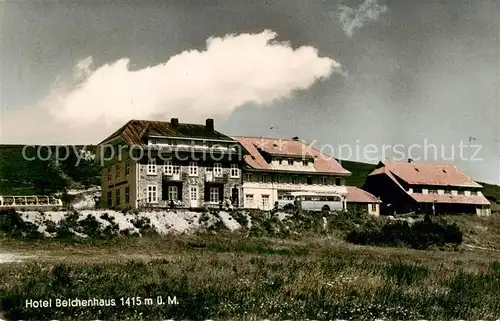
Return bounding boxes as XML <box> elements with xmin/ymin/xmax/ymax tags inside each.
<box><xmin>231</xmin><ymin>187</ymin><xmax>239</xmax><ymax>207</ymax></box>
<box><xmin>190</xmin><ymin>186</ymin><xmax>198</xmax><ymax>208</ymax></box>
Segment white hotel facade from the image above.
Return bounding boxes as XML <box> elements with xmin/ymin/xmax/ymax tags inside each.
<box><xmin>233</xmin><ymin>136</ymin><xmax>351</xmax><ymax>210</ymax></box>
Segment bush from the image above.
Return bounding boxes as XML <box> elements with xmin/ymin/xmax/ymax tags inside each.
<box><xmin>0</xmin><ymin>209</ymin><xmax>43</xmax><ymax>239</ymax></box>
<box><xmin>231</xmin><ymin>211</ymin><xmax>249</xmax><ymax>228</ymax></box>
<box><xmin>346</xmin><ymin>216</ymin><xmax>463</xmax><ymax>250</ymax></box>
<box><xmin>130</xmin><ymin>217</ymin><xmax>156</xmax><ymax>236</ymax></box>
<box><xmin>328</xmin><ymin>211</ymin><xmax>382</xmax><ymax>234</ymax></box>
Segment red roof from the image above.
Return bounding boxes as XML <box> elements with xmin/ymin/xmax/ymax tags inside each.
<box><xmin>369</xmin><ymin>161</ymin><xmax>482</xmax><ymax>188</ymax></box>
<box><xmin>346</xmin><ymin>186</ymin><xmax>380</xmax><ymax>203</ymax></box>
<box><xmin>411</xmin><ymin>193</ymin><xmax>490</xmax><ymax>205</ymax></box>
<box><xmin>232</xmin><ymin>136</ymin><xmax>350</xmax><ymax>175</ymax></box>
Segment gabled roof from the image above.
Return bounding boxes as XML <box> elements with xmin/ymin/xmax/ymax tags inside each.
<box><xmin>368</xmin><ymin>161</ymin><xmax>482</xmax><ymax>188</ymax></box>
<box><xmin>346</xmin><ymin>186</ymin><xmax>380</xmax><ymax>203</ymax></box>
<box><xmin>99</xmin><ymin>119</ymin><xmax>236</xmax><ymax>146</ymax></box>
<box><xmin>232</xmin><ymin>136</ymin><xmax>350</xmax><ymax>175</ymax></box>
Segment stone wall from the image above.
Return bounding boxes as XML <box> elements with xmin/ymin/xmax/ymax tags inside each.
<box><xmin>137</xmin><ymin>164</ymin><xmax>243</xmax><ymax>209</ymax></box>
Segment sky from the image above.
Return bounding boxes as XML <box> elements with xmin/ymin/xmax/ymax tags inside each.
<box><xmin>1</xmin><ymin>0</ymin><xmax>499</xmax><ymax>184</ymax></box>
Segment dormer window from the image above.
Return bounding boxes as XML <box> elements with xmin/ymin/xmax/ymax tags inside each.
<box><xmin>302</xmin><ymin>160</ymin><xmax>309</xmax><ymax>166</ymax></box>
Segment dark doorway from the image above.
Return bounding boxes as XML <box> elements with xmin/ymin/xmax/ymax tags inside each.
<box><xmin>231</xmin><ymin>187</ymin><xmax>239</xmax><ymax>207</ymax></box>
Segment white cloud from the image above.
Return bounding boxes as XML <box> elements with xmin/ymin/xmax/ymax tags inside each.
<box><xmin>4</xmin><ymin>30</ymin><xmax>341</xmax><ymax>144</ymax></box>
<box><xmin>338</xmin><ymin>0</ymin><xmax>389</xmax><ymax>37</ymax></box>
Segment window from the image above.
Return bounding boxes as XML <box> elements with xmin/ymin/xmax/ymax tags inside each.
<box><xmin>262</xmin><ymin>195</ymin><xmax>270</xmax><ymax>208</ymax></box>
<box><xmin>259</xmin><ymin>175</ymin><xmax>268</xmax><ymax>183</ymax></box>
<box><xmin>371</xmin><ymin>204</ymin><xmax>377</xmax><ymax>212</ymax></box>
<box><xmin>190</xmin><ymin>187</ymin><xmax>198</xmax><ymax>201</ymax></box>
<box><xmin>245</xmin><ymin>194</ymin><xmax>254</xmax><ymax>206</ymax></box>
<box><xmin>116</xmin><ymin>188</ymin><xmax>121</xmax><ymax>206</ymax></box>
<box><xmin>125</xmin><ymin>161</ymin><xmax>130</xmax><ymax>176</ymax></box>
<box><xmin>444</xmin><ymin>190</ymin><xmax>452</xmax><ymax>195</ymax></box>
<box><xmin>292</xmin><ymin>176</ymin><xmax>298</xmax><ymax>184</ymax></box>
<box><xmin>210</xmin><ymin>187</ymin><xmax>219</xmax><ymax>203</ymax></box>
<box><xmin>414</xmin><ymin>187</ymin><xmax>422</xmax><ymax>193</ymax></box>
<box><xmin>147</xmin><ymin>159</ymin><xmax>157</xmax><ymax>175</ymax></box>
<box><xmin>321</xmin><ymin>176</ymin><xmax>328</xmax><ymax>185</ymax></box>
<box><xmin>164</xmin><ymin>161</ymin><xmax>173</xmax><ymax>174</ymax></box>
<box><xmin>244</xmin><ymin>173</ymin><xmax>252</xmax><ymax>182</ymax></box>
<box><xmin>107</xmin><ymin>168</ymin><xmax>112</xmax><ymax>183</ymax></box>
<box><xmin>147</xmin><ymin>185</ymin><xmax>158</xmax><ymax>203</ymax></box>
<box><xmin>213</xmin><ymin>163</ymin><xmax>223</xmax><ymax>177</ymax></box>
<box><xmin>471</xmin><ymin>191</ymin><xmax>478</xmax><ymax>196</ymax></box>
<box><xmin>107</xmin><ymin>191</ymin><xmax>112</xmax><ymax>207</ymax></box>
<box><xmin>168</xmin><ymin>186</ymin><xmax>178</xmax><ymax>200</ymax></box>
<box><xmin>429</xmin><ymin>189</ymin><xmax>438</xmax><ymax>194</ymax></box>
<box><xmin>302</xmin><ymin>160</ymin><xmax>309</xmax><ymax>166</ymax></box>
<box><xmin>278</xmin><ymin>159</ymin><xmax>283</xmax><ymax>165</ymax></box>
<box><xmin>335</xmin><ymin>178</ymin><xmax>341</xmax><ymax>186</ymax></box>
<box><xmin>307</xmin><ymin>176</ymin><xmax>313</xmax><ymax>185</ymax></box>
<box><xmin>458</xmin><ymin>190</ymin><xmax>465</xmax><ymax>195</ymax></box>
<box><xmin>276</xmin><ymin>175</ymin><xmax>282</xmax><ymax>184</ymax></box>
<box><xmin>164</xmin><ymin>161</ymin><xmax>179</xmax><ymax>175</ymax></box>
<box><xmin>287</xmin><ymin>159</ymin><xmax>294</xmax><ymax>166</ymax></box>
<box><xmin>125</xmin><ymin>187</ymin><xmax>130</xmax><ymax>204</ymax></box>
<box><xmin>189</xmin><ymin>162</ymin><xmax>198</xmax><ymax>176</ymax></box>
<box><xmin>116</xmin><ymin>164</ymin><xmax>121</xmax><ymax>181</ymax></box>
<box><xmin>230</xmin><ymin>164</ymin><xmax>240</xmax><ymax>177</ymax></box>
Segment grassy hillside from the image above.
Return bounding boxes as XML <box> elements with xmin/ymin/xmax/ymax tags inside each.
<box><xmin>0</xmin><ymin>145</ymin><xmax>100</xmax><ymax>195</ymax></box>
<box><xmin>338</xmin><ymin>159</ymin><xmax>377</xmax><ymax>187</ymax></box>
<box><xmin>479</xmin><ymin>181</ymin><xmax>500</xmax><ymax>202</ymax></box>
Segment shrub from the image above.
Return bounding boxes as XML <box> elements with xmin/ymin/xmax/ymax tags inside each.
<box><xmin>231</xmin><ymin>211</ymin><xmax>249</xmax><ymax>228</ymax></box>
<box><xmin>0</xmin><ymin>209</ymin><xmax>42</xmax><ymax>239</ymax></box>
<box><xmin>131</xmin><ymin>217</ymin><xmax>156</xmax><ymax>236</ymax></box>
<box><xmin>346</xmin><ymin>216</ymin><xmax>463</xmax><ymax>250</ymax></box>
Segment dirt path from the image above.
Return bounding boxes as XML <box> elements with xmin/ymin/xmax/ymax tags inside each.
<box><xmin>0</xmin><ymin>252</ymin><xmax>32</xmax><ymax>264</ymax></box>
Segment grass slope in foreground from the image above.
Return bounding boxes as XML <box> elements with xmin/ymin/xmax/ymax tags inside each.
<box><xmin>1</xmin><ymin>212</ymin><xmax>500</xmax><ymax>320</ymax></box>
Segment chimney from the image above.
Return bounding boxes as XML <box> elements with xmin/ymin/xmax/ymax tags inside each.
<box><xmin>171</xmin><ymin>118</ymin><xmax>179</xmax><ymax>127</ymax></box>
<box><xmin>206</xmin><ymin>118</ymin><xmax>214</xmax><ymax>131</ymax></box>
<box><xmin>408</xmin><ymin>158</ymin><xmax>413</xmax><ymax>163</ymax></box>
